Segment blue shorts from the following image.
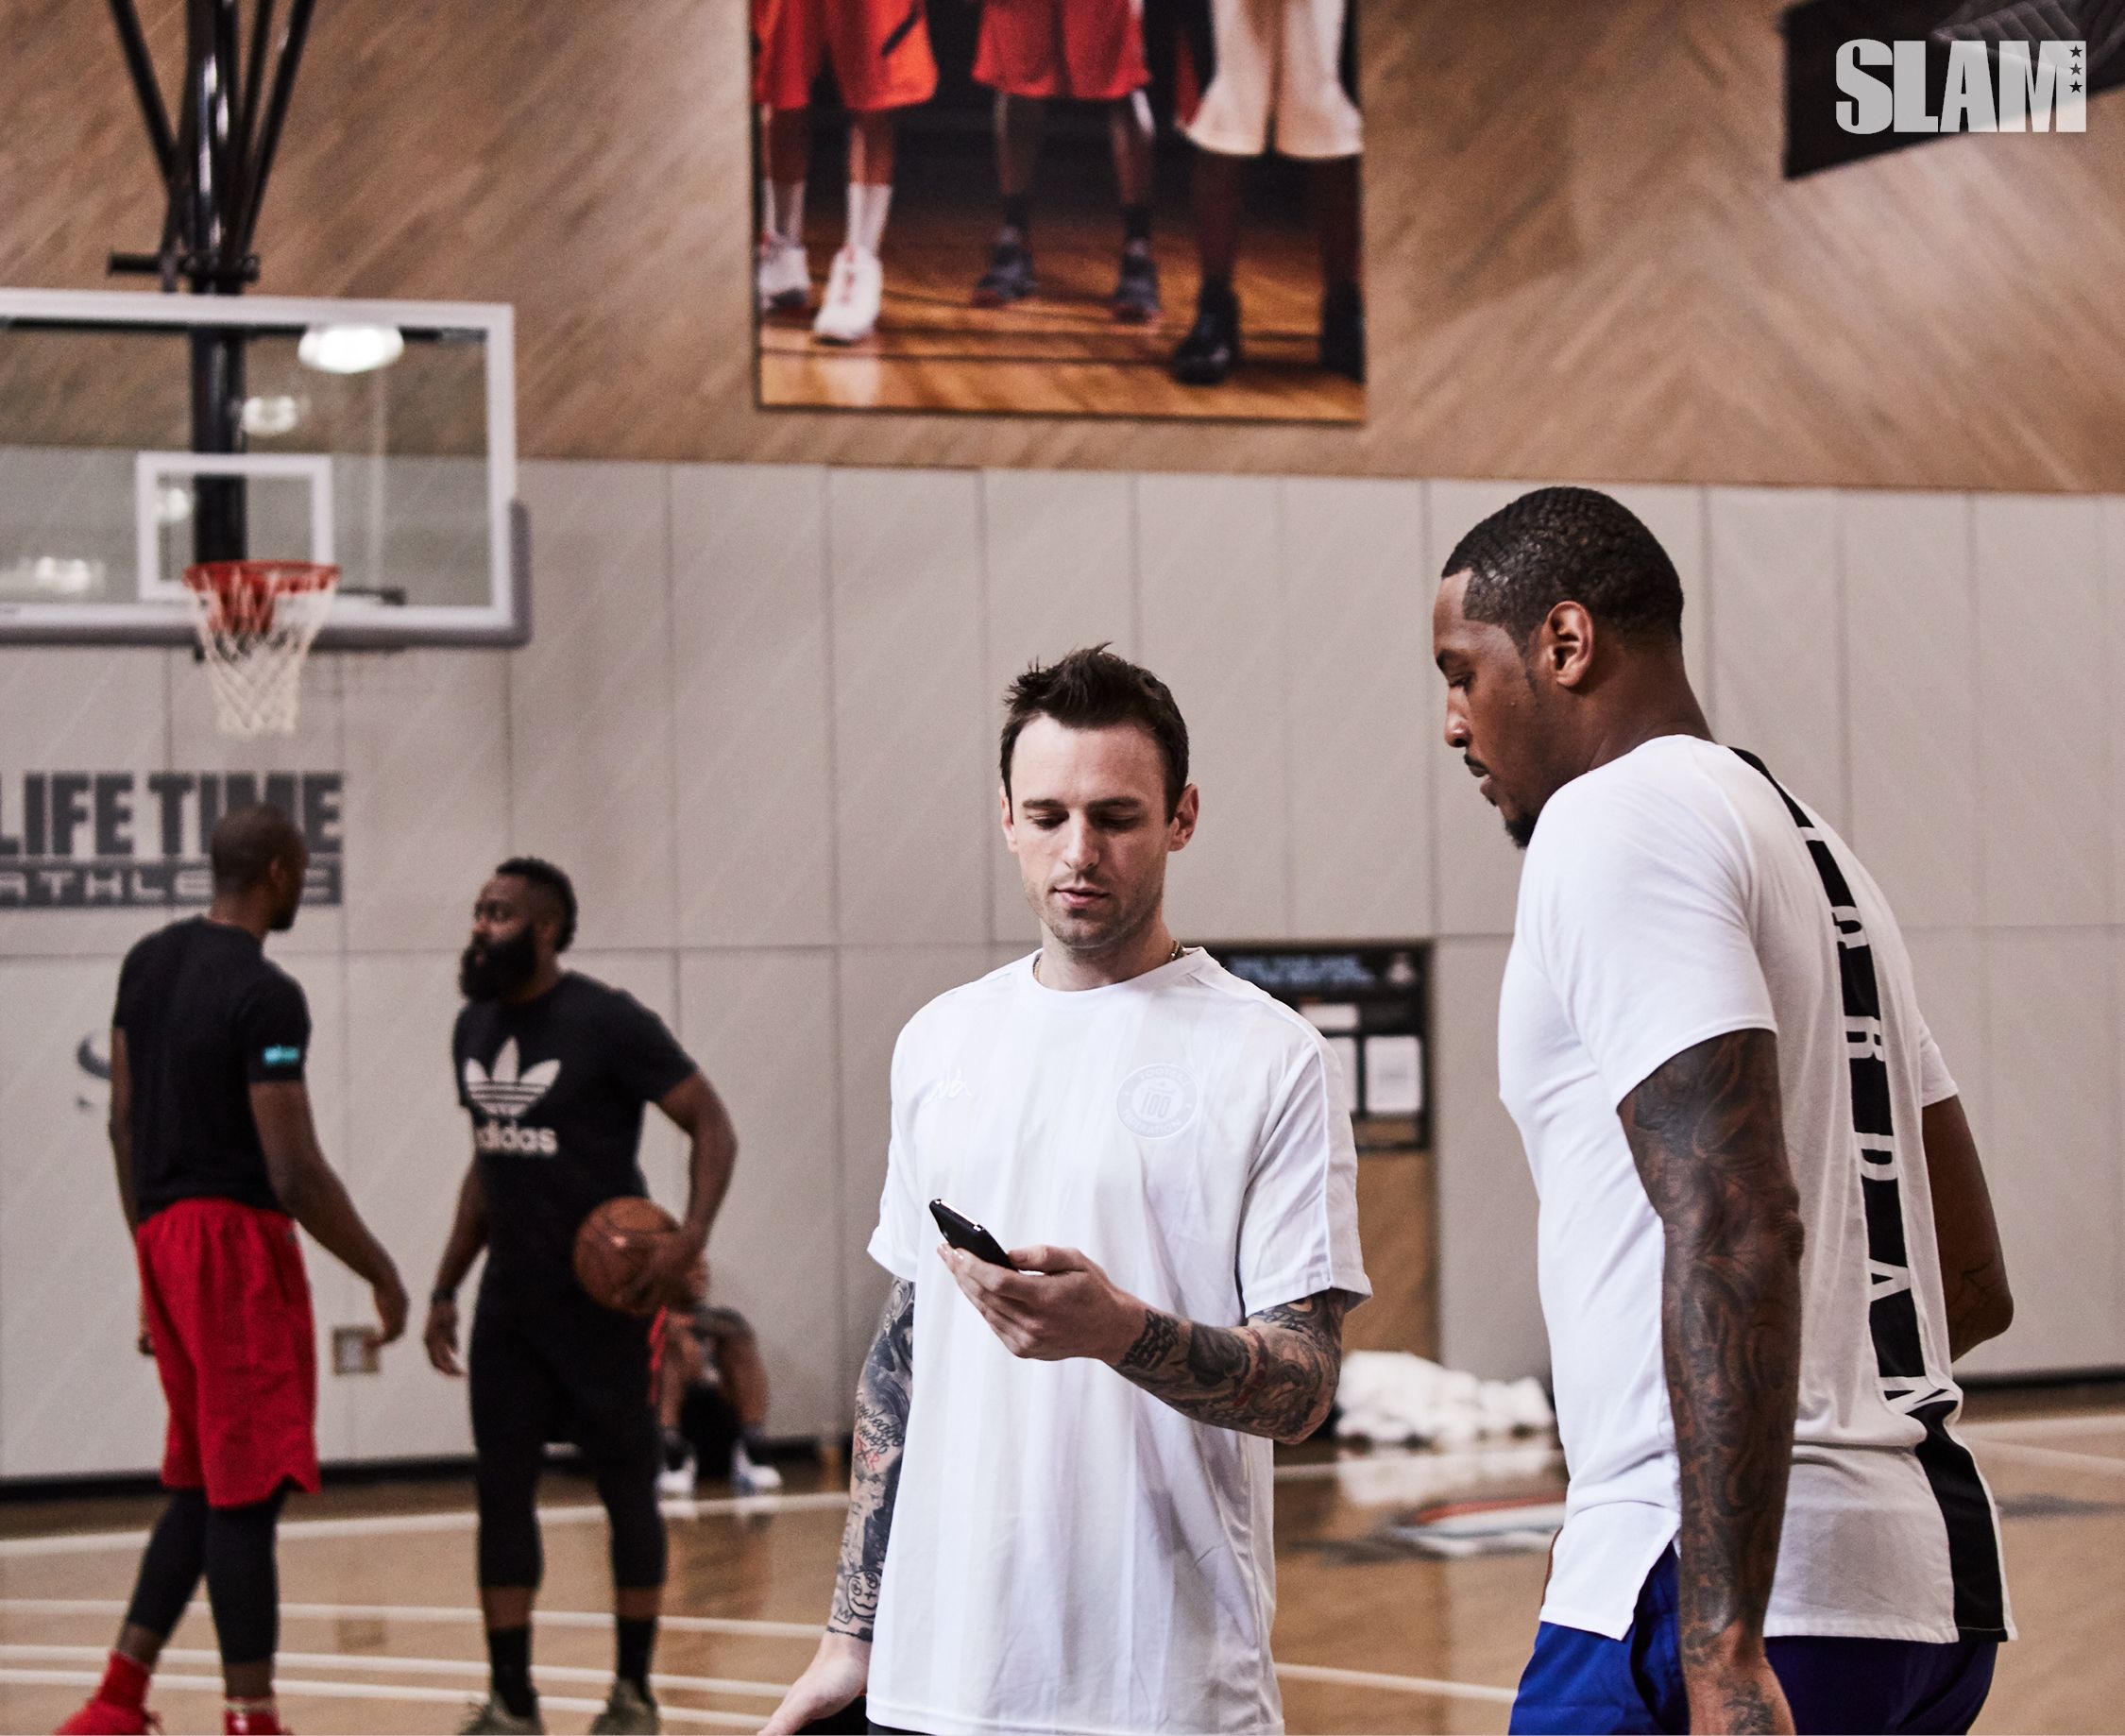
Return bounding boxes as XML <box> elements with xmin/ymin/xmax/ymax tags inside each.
<box><xmin>1509</xmin><ymin>1552</ymin><xmax>1997</xmax><ymax>1735</ymax></box>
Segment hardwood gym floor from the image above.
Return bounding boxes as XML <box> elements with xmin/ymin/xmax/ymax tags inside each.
<box><xmin>0</xmin><ymin>1388</ymin><xmax>2117</xmax><ymax>1734</ymax></box>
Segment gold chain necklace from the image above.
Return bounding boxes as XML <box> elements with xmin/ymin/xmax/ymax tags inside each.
<box><xmin>1034</xmin><ymin>939</ymin><xmax>1184</xmax><ymax>985</ymax></box>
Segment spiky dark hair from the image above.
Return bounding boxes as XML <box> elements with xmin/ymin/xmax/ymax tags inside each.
<box><xmin>1000</xmin><ymin>644</ymin><xmax>1190</xmax><ymax>816</ymax></box>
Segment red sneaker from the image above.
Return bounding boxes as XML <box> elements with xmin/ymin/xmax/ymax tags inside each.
<box><xmin>223</xmin><ymin>1708</ymin><xmax>288</xmax><ymax>1735</ymax></box>
<box><xmin>55</xmin><ymin>1699</ymin><xmax>160</xmax><ymax>1735</ymax></box>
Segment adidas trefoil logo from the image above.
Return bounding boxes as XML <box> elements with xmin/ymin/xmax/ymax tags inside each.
<box><xmin>466</xmin><ymin>1038</ymin><xmax>560</xmax><ymax>1116</ymax></box>
<box><xmin>466</xmin><ymin>1039</ymin><xmax>561</xmax><ymax>1155</ymax></box>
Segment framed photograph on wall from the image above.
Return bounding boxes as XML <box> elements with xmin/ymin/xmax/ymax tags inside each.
<box><xmin>750</xmin><ymin>0</ymin><xmax>1368</xmax><ymax>424</ymax></box>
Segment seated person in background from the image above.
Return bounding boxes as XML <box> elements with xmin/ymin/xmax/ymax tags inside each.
<box><xmin>658</xmin><ymin>1302</ymin><xmax>781</xmax><ymax>1496</ymax></box>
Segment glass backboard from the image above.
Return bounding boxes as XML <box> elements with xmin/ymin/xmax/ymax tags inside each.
<box><xmin>0</xmin><ymin>289</ymin><xmax>525</xmax><ymax>647</ymax></box>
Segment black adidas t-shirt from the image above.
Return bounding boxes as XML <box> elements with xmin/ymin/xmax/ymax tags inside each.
<box><xmin>452</xmin><ymin>972</ymin><xmax>696</xmax><ymax>1309</ymax></box>
<box><xmin>113</xmin><ymin>916</ymin><xmax>311</xmax><ymax>1221</ymax></box>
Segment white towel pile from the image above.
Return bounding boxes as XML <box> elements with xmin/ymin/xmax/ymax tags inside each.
<box><xmin>1334</xmin><ymin>1349</ymin><xmax>1554</xmax><ymax>1447</ymax></box>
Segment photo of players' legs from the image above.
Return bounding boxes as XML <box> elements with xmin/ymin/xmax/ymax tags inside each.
<box><xmin>754</xmin><ymin>0</ymin><xmax>1368</xmax><ymax>420</ymax></box>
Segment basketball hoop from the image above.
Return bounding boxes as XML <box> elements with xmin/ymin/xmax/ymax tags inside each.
<box><xmin>181</xmin><ymin>560</ymin><xmax>339</xmax><ymax>737</ymax></box>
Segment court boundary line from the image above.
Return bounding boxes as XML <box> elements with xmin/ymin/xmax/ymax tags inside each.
<box><xmin>0</xmin><ymin>1442</ymin><xmax>1567</xmax><ymax>1559</ymax></box>
<box><xmin>1276</xmin><ymin>1661</ymin><xmax>1518</xmax><ymax>1705</ymax></box>
<box><xmin>0</xmin><ymin>1489</ymin><xmax>851</xmax><ymax>1558</ymax></box>
<box><xmin>0</xmin><ymin>1666</ymin><xmax>756</xmax><ymax>1727</ymax></box>
<box><xmin>0</xmin><ymin>1642</ymin><xmax>788</xmax><ymax>1700</ymax></box>
<box><xmin>0</xmin><ymin>1596</ymin><xmax>824</xmax><ymax>1640</ymax></box>
<box><xmin>0</xmin><ymin>1603</ymin><xmax>1523</xmax><ymax>1706</ymax></box>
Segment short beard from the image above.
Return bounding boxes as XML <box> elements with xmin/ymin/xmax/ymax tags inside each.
<box><xmin>1032</xmin><ymin>879</ymin><xmax>1161</xmax><ymax>964</ymax></box>
<box><xmin>460</xmin><ymin>926</ymin><xmax>540</xmax><ymax>1001</ymax></box>
<box><xmin>1504</xmin><ymin>810</ymin><xmax>1538</xmax><ymax>850</ymax></box>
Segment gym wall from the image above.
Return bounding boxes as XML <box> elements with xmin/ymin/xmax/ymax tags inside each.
<box><xmin>6</xmin><ymin>0</ymin><xmax>2123</xmax><ymax>489</ymax></box>
<box><xmin>3</xmin><ymin>465</ymin><xmax>2120</xmax><ymax>1482</ymax></box>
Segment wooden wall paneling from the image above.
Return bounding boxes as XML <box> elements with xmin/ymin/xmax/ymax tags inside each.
<box><xmin>5</xmin><ymin>2</ymin><xmax>2120</xmax><ymax>490</ymax></box>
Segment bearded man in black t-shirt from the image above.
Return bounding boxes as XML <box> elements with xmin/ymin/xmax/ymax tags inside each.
<box><xmin>424</xmin><ymin>857</ymin><xmax>739</xmax><ymax>1736</ymax></box>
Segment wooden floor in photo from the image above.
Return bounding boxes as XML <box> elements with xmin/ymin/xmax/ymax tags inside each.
<box><xmin>757</xmin><ymin>203</ymin><xmax>1365</xmax><ymax>425</ymax></box>
<box><xmin>1</xmin><ymin>1390</ymin><xmax>2118</xmax><ymax>1734</ymax></box>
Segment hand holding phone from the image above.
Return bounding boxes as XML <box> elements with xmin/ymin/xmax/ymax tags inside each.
<box><xmin>929</xmin><ymin>1199</ymin><xmax>1020</xmax><ymax>1270</ymax></box>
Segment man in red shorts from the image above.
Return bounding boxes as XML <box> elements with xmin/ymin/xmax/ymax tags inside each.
<box><xmin>754</xmin><ymin>0</ymin><xmax>938</xmax><ymax>344</ymax></box>
<box><xmin>59</xmin><ymin>805</ymin><xmax>407</xmax><ymax>1736</ymax></box>
<box><xmin>967</xmin><ymin>0</ymin><xmax>1160</xmax><ymax>323</ymax></box>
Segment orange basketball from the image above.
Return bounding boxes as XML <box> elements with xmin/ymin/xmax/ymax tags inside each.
<box><xmin>571</xmin><ymin>1196</ymin><xmax>680</xmax><ymax>1316</ymax></box>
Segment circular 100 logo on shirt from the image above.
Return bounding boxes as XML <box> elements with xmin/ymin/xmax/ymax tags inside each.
<box><xmin>1116</xmin><ymin>1064</ymin><xmax>1200</xmax><ymax>1138</ymax></box>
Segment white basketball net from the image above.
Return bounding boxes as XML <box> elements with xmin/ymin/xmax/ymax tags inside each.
<box><xmin>182</xmin><ymin>561</ymin><xmax>339</xmax><ymax>738</ymax></box>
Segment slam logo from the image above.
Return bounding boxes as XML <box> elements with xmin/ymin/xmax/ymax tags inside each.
<box><xmin>1837</xmin><ymin>36</ymin><xmax>2088</xmax><ymax>132</ymax></box>
<box><xmin>466</xmin><ymin>1039</ymin><xmax>561</xmax><ymax>1155</ymax></box>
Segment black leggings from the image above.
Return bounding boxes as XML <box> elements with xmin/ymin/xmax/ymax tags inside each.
<box><xmin>470</xmin><ymin>1301</ymin><xmax>666</xmax><ymax>1591</ymax></box>
<box><xmin>124</xmin><ymin>1486</ymin><xmax>286</xmax><ymax>1665</ymax></box>
<box><xmin>475</xmin><ymin>1427</ymin><xmax>667</xmax><ymax>1591</ymax></box>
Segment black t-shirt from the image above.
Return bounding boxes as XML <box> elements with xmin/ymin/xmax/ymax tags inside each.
<box><xmin>113</xmin><ymin>916</ymin><xmax>310</xmax><ymax>1221</ymax></box>
<box><xmin>452</xmin><ymin>972</ymin><xmax>697</xmax><ymax>1309</ymax></box>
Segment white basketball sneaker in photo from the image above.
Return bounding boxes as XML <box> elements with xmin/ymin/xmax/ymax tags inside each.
<box><xmin>656</xmin><ymin>1449</ymin><xmax>696</xmax><ymax>1500</ymax></box>
<box><xmin>731</xmin><ymin>1439</ymin><xmax>784</xmax><ymax>1494</ymax></box>
<box><xmin>811</xmin><ymin>246</ymin><xmax>883</xmax><ymax>344</ymax></box>
<box><xmin>756</xmin><ymin>238</ymin><xmax>811</xmax><ymax>312</ymax></box>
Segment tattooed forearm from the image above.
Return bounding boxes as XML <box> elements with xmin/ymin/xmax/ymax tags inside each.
<box><xmin>1113</xmin><ymin>1290</ymin><xmax>1349</xmax><ymax>1443</ymax></box>
<box><xmin>826</xmin><ymin>1279</ymin><xmax>914</xmax><ymax>1641</ymax></box>
<box><xmin>1619</xmin><ymin>1028</ymin><xmax>1804</xmax><ymax>1728</ymax></box>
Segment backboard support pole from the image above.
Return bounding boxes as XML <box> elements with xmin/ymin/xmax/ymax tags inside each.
<box><xmin>104</xmin><ymin>0</ymin><xmax>323</xmax><ymax>566</ymax></box>
<box><xmin>187</xmin><ymin>0</ymin><xmax>247</xmax><ymax>563</ymax></box>
<box><xmin>103</xmin><ymin>0</ymin><xmax>177</xmax><ymax>184</ymax></box>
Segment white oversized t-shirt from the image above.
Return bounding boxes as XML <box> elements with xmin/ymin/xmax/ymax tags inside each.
<box><xmin>865</xmin><ymin>948</ymin><xmax>1369</xmax><ymax>1736</ymax></box>
<box><xmin>1498</xmin><ymin>736</ymin><xmax>2012</xmax><ymax>1643</ymax></box>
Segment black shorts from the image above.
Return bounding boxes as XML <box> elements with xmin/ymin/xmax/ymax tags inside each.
<box><xmin>470</xmin><ymin>1288</ymin><xmax>656</xmax><ymax>1467</ymax></box>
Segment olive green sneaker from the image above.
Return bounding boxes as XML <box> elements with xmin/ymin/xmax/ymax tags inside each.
<box><xmin>457</xmin><ymin>1695</ymin><xmax>544</xmax><ymax>1735</ymax></box>
<box><xmin>587</xmin><ymin>1679</ymin><xmax>660</xmax><ymax>1734</ymax></box>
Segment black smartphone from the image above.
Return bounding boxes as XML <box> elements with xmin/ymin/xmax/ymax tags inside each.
<box><xmin>929</xmin><ymin>1199</ymin><xmax>1019</xmax><ymax>1270</ymax></box>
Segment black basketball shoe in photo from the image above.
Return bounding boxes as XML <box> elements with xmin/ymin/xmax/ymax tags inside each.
<box><xmin>973</xmin><ymin>236</ymin><xmax>1037</xmax><ymax>306</ymax></box>
<box><xmin>1111</xmin><ymin>246</ymin><xmax>1161</xmax><ymax>325</ymax></box>
<box><xmin>1171</xmin><ymin>279</ymin><xmax>1240</xmax><ymax>385</ymax></box>
<box><xmin>1320</xmin><ymin>281</ymin><xmax>1366</xmax><ymax>383</ymax></box>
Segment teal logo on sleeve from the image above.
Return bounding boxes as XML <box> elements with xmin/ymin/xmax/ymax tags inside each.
<box><xmin>263</xmin><ymin>1045</ymin><xmax>302</xmax><ymax>1066</ymax></box>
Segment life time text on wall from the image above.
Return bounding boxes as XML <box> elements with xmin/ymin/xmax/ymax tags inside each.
<box><xmin>0</xmin><ymin>771</ymin><xmax>343</xmax><ymax>909</ymax></box>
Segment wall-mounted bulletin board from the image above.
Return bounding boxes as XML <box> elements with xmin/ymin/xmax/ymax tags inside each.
<box><xmin>1207</xmin><ymin>941</ymin><xmax>1435</xmax><ymax>1356</ymax></box>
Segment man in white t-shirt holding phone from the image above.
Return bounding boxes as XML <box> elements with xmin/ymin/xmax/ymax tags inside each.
<box><xmin>1433</xmin><ymin>487</ymin><xmax>2014</xmax><ymax>1735</ymax></box>
<box><xmin>764</xmin><ymin>644</ymin><xmax>1369</xmax><ymax>1736</ymax></box>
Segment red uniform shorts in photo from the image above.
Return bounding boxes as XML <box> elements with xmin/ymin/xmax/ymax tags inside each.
<box><xmin>137</xmin><ymin>1197</ymin><xmax>321</xmax><ymax>1508</ymax></box>
<box><xmin>974</xmin><ymin>0</ymin><xmax>1150</xmax><ymax>102</ymax></box>
<box><xmin>753</xmin><ymin>0</ymin><xmax>938</xmax><ymax>113</ymax></box>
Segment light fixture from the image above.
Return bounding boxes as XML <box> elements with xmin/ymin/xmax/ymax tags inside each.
<box><xmin>241</xmin><ymin>393</ymin><xmax>304</xmax><ymax>436</ymax></box>
<box><xmin>297</xmin><ymin>323</ymin><xmax>404</xmax><ymax>375</ymax></box>
<box><xmin>0</xmin><ymin>555</ymin><xmax>105</xmax><ymax>596</ymax></box>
